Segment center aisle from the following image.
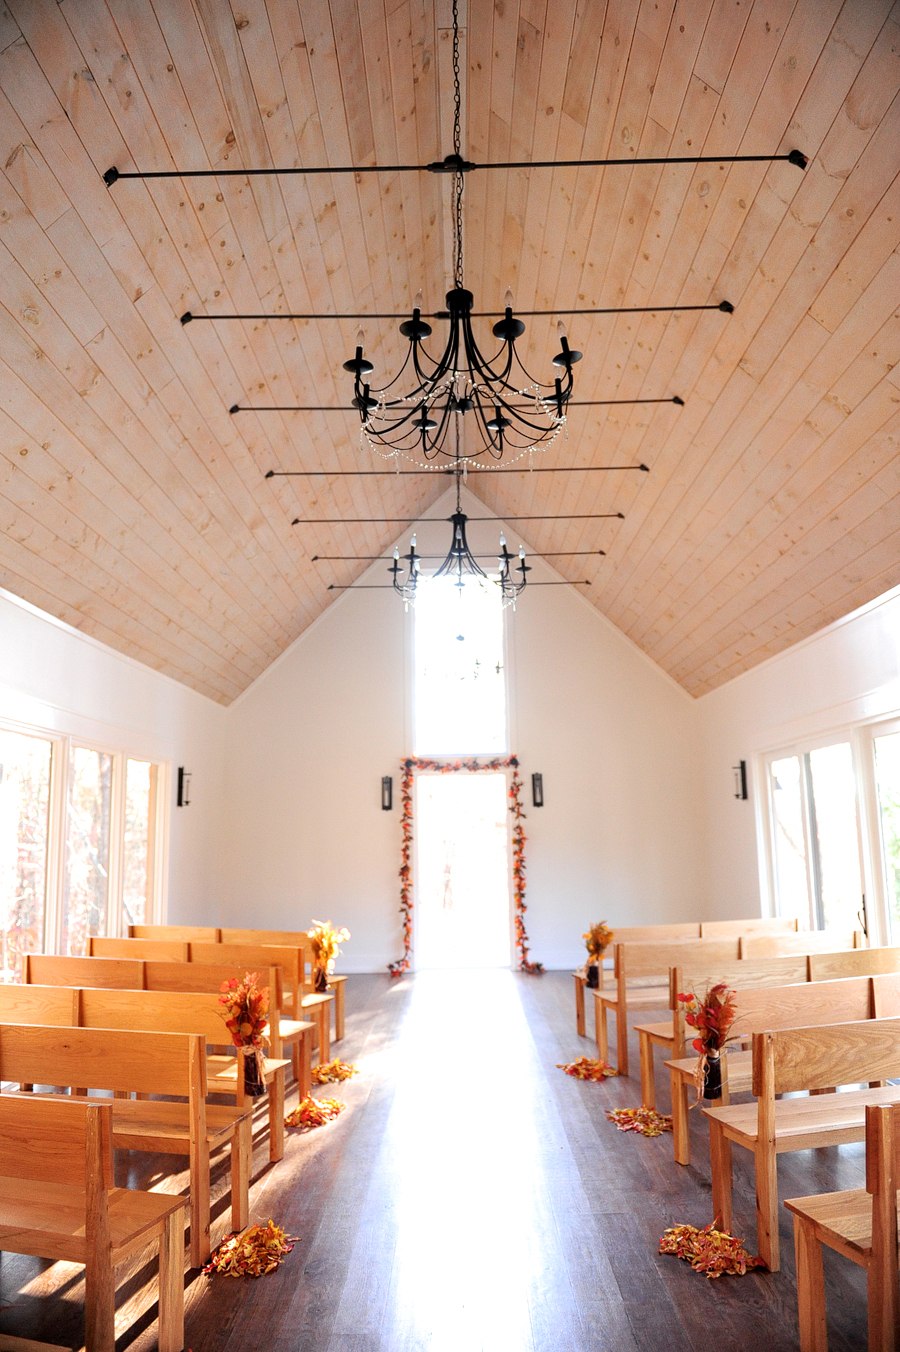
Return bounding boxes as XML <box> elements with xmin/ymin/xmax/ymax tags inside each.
<box><xmin>176</xmin><ymin>970</ymin><xmax>868</xmax><ymax>1352</ymax></box>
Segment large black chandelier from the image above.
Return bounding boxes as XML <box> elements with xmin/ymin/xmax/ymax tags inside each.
<box><xmin>343</xmin><ymin>0</ymin><xmax>580</xmax><ymax>469</ymax></box>
<box><xmin>390</xmin><ymin>456</ymin><xmax>529</xmax><ymax>608</ymax></box>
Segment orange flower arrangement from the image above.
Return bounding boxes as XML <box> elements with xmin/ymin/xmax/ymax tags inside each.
<box><xmin>218</xmin><ymin>971</ymin><xmax>269</xmax><ymax>1097</ymax></box>
<box><xmin>677</xmin><ymin>982</ymin><xmax>738</xmax><ymax>1102</ymax></box>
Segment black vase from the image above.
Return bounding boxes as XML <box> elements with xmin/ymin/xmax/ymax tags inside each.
<box><xmin>703</xmin><ymin>1053</ymin><xmax>722</xmax><ymax>1101</ymax></box>
<box><xmin>586</xmin><ymin>964</ymin><xmax>600</xmax><ymax>989</ymax></box>
<box><xmin>242</xmin><ymin>1047</ymin><xmax>265</xmax><ymax>1098</ymax></box>
<box><xmin>314</xmin><ymin>967</ymin><xmax>329</xmax><ymax>993</ymax></box>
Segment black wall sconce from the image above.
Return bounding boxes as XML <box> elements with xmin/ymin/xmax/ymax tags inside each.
<box><xmin>532</xmin><ymin>773</ymin><xmax>544</xmax><ymax>808</ymax></box>
<box><xmin>382</xmin><ymin>776</ymin><xmax>393</xmax><ymax>811</ymax></box>
<box><xmin>177</xmin><ymin>767</ymin><xmax>192</xmax><ymax>807</ymax></box>
<box><xmin>733</xmin><ymin>760</ymin><xmax>748</xmax><ymax>800</ymax></box>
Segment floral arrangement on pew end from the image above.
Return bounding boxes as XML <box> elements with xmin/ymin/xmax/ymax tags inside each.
<box><xmin>285</xmin><ymin>1095</ymin><xmax>346</xmax><ymax>1131</ymax></box>
<box><xmin>659</xmin><ymin>1221</ymin><xmax>765</xmax><ymax>1278</ymax></box>
<box><xmin>582</xmin><ymin>922</ymin><xmax>614</xmax><ymax>989</ymax></box>
<box><xmin>308</xmin><ymin>920</ymin><xmax>350</xmax><ymax>993</ymax></box>
<box><xmin>677</xmin><ymin>982</ymin><xmax>738</xmax><ymax>1103</ymax></box>
<box><xmin>203</xmin><ymin>1220</ymin><xmax>299</xmax><ymax>1278</ymax></box>
<box><xmin>218</xmin><ymin>971</ymin><xmax>269</xmax><ymax>1099</ymax></box>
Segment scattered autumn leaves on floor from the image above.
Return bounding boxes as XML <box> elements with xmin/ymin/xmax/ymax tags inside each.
<box><xmin>557</xmin><ymin>1057</ymin><xmax>617</xmax><ymax>1080</ymax></box>
<box><xmin>285</xmin><ymin>1095</ymin><xmax>346</xmax><ymax>1130</ymax></box>
<box><xmin>311</xmin><ymin>1059</ymin><xmax>359</xmax><ymax>1084</ymax></box>
<box><xmin>659</xmin><ymin>1221</ymin><xmax>765</xmax><ymax>1278</ymax></box>
<box><xmin>203</xmin><ymin>1221</ymin><xmax>298</xmax><ymax>1278</ymax></box>
<box><xmin>606</xmin><ymin>1106</ymin><xmax>673</xmax><ymax>1137</ymax></box>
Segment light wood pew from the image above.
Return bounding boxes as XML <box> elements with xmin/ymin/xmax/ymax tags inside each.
<box><xmin>91</xmin><ymin>936</ymin><xmax>189</xmax><ymax>962</ymax></box>
<box><xmin>704</xmin><ymin>1016</ymin><xmax>900</xmax><ymax>1271</ymax></box>
<box><xmin>189</xmin><ymin>942</ymin><xmax>332</xmax><ymax>1063</ymax></box>
<box><xmin>0</xmin><ymin>1022</ymin><xmax>252</xmax><ymax>1269</ymax></box>
<box><xmin>595</xmin><ymin>939</ymin><xmax>741</xmax><ymax>1077</ymax></box>
<box><xmin>130</xmin><ymin>924</ymin><xmax>221</xmax><ymax>941</ymax></box>
<box><xmin>810</xmin><ymin>946</ymin><xmax>900</xmax><ymax>981</ymax></box>
<box><xmin>665</xmin><ymin>972</ymin><xmax>870</xmax><ymax>1168</ymax></box>
<box><xmin>0</xmin><ymin>1095</ymin><xmax>187</xmax><ymax>1352</ymax></box>
<box><xmin>220</xmin><ymin>928</ymin><xmax>347</xmax><ymax>1042</ymax></box>
<box><xmin>572</xmin><ymin>923</ymin><xmax>702</xmax><ymax>1039</ymax></box>
<box><xmin>639</xmin><ymin>953</ymin><xmax>810</xmax><ymax>1117</ymax></box>
<box><xmin>786</xmin><ymin>1101</ymin><xmax>900</xmax><ymax>1352</ymax></box>
<box><xmin>26</xmin><ymin>953</ymin><xmax>144</xmax><ymax>990</ymax></box>
<box><xmin>739</xmin><ymin>928</ymin><xmax>865</xmax><ymax>959</ymax></box>
<box><xmin>699</xmin><ymin>917</ymin><xmax>800</xmax><ymax>937</ymax></box>
<box><xmin>77</xmin><ymin>988</ymin><xmax>290</xmax><ymax>1164</ymax></box>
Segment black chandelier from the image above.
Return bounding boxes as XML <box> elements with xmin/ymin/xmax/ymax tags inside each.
<box><xmin>344</xmin><ymin>0</ymin><xmax>579</xmax><ymax>469</ymax></box>
<box><xmin>390</xmin><ymin>460</ymin><xmax>529</xmax><ymax>607</ymax></box>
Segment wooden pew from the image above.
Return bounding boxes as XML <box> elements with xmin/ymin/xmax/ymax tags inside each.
<box><xmin>91</xmin><ymin>936</ymin><xmax>189</xmax><ymax>962</ymax></box>
<box><xmin>0</xmin><ymin>1023</ymin><xmax>252</xmax><ymax>1270</ymax></box>
<box><xmin>665</xmin><ymin>972</ymin><xmax>870</xmax><ymax>1167</ymax></box>
<box><xmin>639</xmin><ymin>952</ymin><xmax>809</xmax><ymax>1118</ymax></box>
<box><xmin>26</xmin><ymin>953</ymin><xmax>144</xmax><ymax>990</ymax></box>
<box><xmin>739</xmin><ymin>928</ymin><xmax>865</xmax><ymax>959</ymax></box>
<box><xmin>130</xmin><ymin>923</ymin><xmax>221</xmax><ymax>941</ymax></box>
<box><xmin>0</xmin><ymin>1095</ymin><xmax>187</xmax><ymax>1352</ymax></box>
<box><xmin>77</xmin><ymin>987</ymin><xmax>291</xmax><ymax>1164</ymax></box>
<box><xmin>572</xmin><ymin>923</ymin><xmax>702</xmax><ymax>1040</ymax></box>
<box><xmin>810</xmin><ymin>946</ymin><xmax>900</xmax><ymax>981</ymax></box>
<box><xmin>699</xmin><ymin>917</ymin><xmax>800</xmax><ymax>937</ymax></box>
<box><xmin>785</xmin><ymin>1101</ymin><xmax>900</xmax><ymax>1352</ymax></box>
<box><xmin>220</xmin><ymin>927</ymin><xmax>347</xmax><ymax>1042</ymax></box>
<box><xmin>594</xmin><ymin>939</ymin><xmax>741</xmax><ymax>1077</ymax></box>
<box><xmin>703</xmin><ymin>1015</ymin><xmax>900</xmax><ymax>1271</ymax></box>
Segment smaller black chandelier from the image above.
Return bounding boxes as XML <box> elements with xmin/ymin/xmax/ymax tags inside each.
<box><xmin>390</xmin><ymin>467</ymin><xmax>529</xmax><ymax>608</ymax></box>
<box><xmin>344</xmin><ymin>0</ymin><xmax>580</xmax><ymax>468</ymax></box>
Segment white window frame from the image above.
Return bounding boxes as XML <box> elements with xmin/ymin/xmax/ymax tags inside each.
<box><xmin>0</xmin><ymin>713</ymin><xmax>169</xmax><ymax>956</ymax></box>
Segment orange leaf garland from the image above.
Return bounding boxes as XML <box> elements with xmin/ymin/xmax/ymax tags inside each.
<box><xmin>606</xmin><ymin>1106</ymin><xmax>673</xmax><ymax>1137</ymax></box>
<box><xmin>203</xmin><ymin>1221</ymin><xmax>298</xmax><ymax>1278</ymax></box>
<box><xmin>659</xmin><ymin>1221</ymin><xmax>766</xmax><ymax>1278</ymax></box>
<box><xmin>285</xmin><ymin>1096</ymin><xmax>346</xmax><ymax>1131</ymax></box>
<box><xmin>557</xmin><ymin>1057</ymin><xmax>617</xmax><ymax>1081</ymax></box>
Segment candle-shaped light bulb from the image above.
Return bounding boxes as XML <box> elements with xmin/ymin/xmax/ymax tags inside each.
<box><xmin>519</xmin><ymin>544</ymin><xmax>526</xmax><ymax>559</ymax></box>
<box><xmin>393</xmin><ymin>546</ymin><xmax>400</xmax><ymax>561</ymax></box>
<box><xmin>505</xmin><ymin>288</ymin><xmax>514</xmax><ymax>311</ymax></box>
<box><xmin>410</xmin><ymin>533</ymin><xmax>417</xmax><ymax>549</ymax></box>
<box><xmin>557</xmin><ymin>318</ymin><xmax>567</xmax><ymax>340</ymax></box>
<box><xmin>356</xmin><ymin>327</ymin><xmax>366</xmax><ymax>349</ymax></box>
<box><xmin>413</xmin><ymin>290</ymin><xmax>423</xmax><ymax>312</ymax></box>
<box><xmin>499</xmin><ymin>533</ymin><xmax>506</xmax><ymax>548</ymax></box>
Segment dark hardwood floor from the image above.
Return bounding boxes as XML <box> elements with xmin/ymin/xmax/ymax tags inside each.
<box><xmin>0</xmin><ymin>970</ymin><xmax>871</xmax><ymax>1351</ymax></box>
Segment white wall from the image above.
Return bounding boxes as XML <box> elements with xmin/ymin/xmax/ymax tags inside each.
<box><xmin>698</xmin><ymin>584</ymin><xmax>900</xmax><ymax>921</ymax></box>
<box><xmin>219</xmin><ymin>487</ymin><xmax>705</xmax><ymax>971</ymax></box>
<box><xmin>0</xmin><ymin>587</ymin><xmax>227</xmax><ymax>922</ymax></box>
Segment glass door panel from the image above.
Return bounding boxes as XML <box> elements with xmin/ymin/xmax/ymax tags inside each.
<box><xmin>874</xmin><ymin>731</ymin><xmax>900</xmax><ymax>939</ymax></box>
<box><xmin>0</xmin><ymin>729</ymin><xmax>51</xmax><ymax>981</ymax></box>
<box><xmin>770</xmin><ymin>756</ymin><xmax>810</xmax><ymax>923</ymax></box>
<box><xmin>806</xmin><ymin>743</ymin><xmax>863</xmax><ymax>931</ymax></box>
<box><xmin>62</xmin><ymin>746</ymin><xmax>112</xmax><ymax>956</ymax></box>
<box><xmin>123</xmin><ymin>759</ymin><xmax>155</xmax><ymax>928</ymax></box>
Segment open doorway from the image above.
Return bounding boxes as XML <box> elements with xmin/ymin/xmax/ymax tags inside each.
<box><xmin>415</xmin><ymin>772</ymin><xmax>510</xmax><ymax>969</ymax></box>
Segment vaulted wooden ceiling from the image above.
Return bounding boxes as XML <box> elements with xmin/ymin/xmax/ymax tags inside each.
<box><xmin>0</xmin><ymin>0</ymin><xmax>897</xmax><ymax>704</ymax></box>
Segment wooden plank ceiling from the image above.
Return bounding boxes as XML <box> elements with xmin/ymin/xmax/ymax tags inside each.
<box><xmin>0</xmin><ymin>0</ymin><xmax>898</xmax><ymax>703</ymax></box>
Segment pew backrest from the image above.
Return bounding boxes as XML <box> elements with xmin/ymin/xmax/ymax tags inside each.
<box><xmin>0</xmin><ymin>982</ymin><xmax>79</xmax><ymax>1026</ymax></box>
<box><xmin>871</xmin><ymin>973</ymin><xmax>900</xmax><ymax>1018</ymax></box>
<box><xmin>615</xmin><ymin>938</ymin><xmax>740</xmax><ymax>981</ymax></box>
<box><xmin>607</xmin><ymin>923</ymin><xmax>701</xmax><ymax>944</ymax></box>
<box><xmin>90</xmin><ymin>936</ymin><xmax>189</xmax><ymax>962</ymax></box>
<box><xmin>0</xmin><ymin>1093</ymin><xmax>113</xmax><ymax>1190</ymax></box>
<box><xmin>753</xmin><ymin>1016</ymin><xmax>900</xmax><ymax>1097</ymax></box>
<box><xmin>810</xmin><ymin>947</ymin><xmax>900</xmax><ymax>982</ymax></box>
<box><xmin>730</xmin><ymin>975</ymin><xmax>872</xmax><ymax>1039</ymax></box>
<box><xmin>26</xmin><ymin>953</ymin><xmax>144</xmax><ymax>990</ymax></box>
<box><xmin>130</xmin><ymin>924</ymin><xmax>220</xmax><ymax>941</ymax></box>
<box><xmin>0</xmin><ymin>1022</ymin><xmax>207</xmax><ymax>1099</ymax></box>
<box><xmin>699</xmin><ymin>917</ymin><xmax>799</xmax><ymax>937</ymax></box>
<box><xmin>78</xmin><ymin>986</ymin><xmax>237</xmax><ymax>1045</ymax></box>
<box><xmin>144</xmin><ymin>959</ymin><xmax>283</xmax><ymax>1013</ymax></box>
<box><xmin>671</xmin><ymin>954</ymin><xmax>810</xmax><ymax>1008</ymax></box>
<box><xmin>740</xmin><ymin>929</ymin><xmax>864</xmax><ymax>959</ymax></box>
<box><xmin>189</xmin><ymin>943</ymin><xmax>300</xmax><ymax>1015</ymax></box>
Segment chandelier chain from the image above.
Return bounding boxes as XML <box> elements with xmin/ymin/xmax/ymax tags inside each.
<box><xmin>452</xmin><ymin>0</ymin><xmax>464</xmax><ymax>288</ymax></box>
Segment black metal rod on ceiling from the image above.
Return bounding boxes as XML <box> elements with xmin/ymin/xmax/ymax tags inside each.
<box><xmin>181</xmin><ymin>301</ymin><xmax>733</xmax><ymax>322</ymax></box>
<box><xmin>291</xmin><ymin>512</ymin><xmax>625</xmax><ymax>524</ymax></box>
<box><xmin>239</xmin><ymin>397</ymin><xmax>683</xmax><ymax>413</ymax></box>
<box><xmin>104</xmin><ymin>150</ymin><xmax>806</xmax><ymax>185</ymax></box>
<box><xmin>267</xmin><ymin>464</ymin><xmax>648</xmax><ymax>477</ymax></box>
<box><xmin>327</xmin><ymin>579</ymin><xmax>592</xmax><ymax>590</ymax></box>
<box><xmin>311</xmin><ymin>549</ymin><xmax>606</xmax><ymax>560</ymax></box>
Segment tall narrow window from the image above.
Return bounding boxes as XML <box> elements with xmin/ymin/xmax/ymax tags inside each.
<box><xmin>123</xmin><ymin>759</ymin><xmax>157</xmax><ymax>929</ymax></box>
<box><xmin>414</xmin><ymin>578</ymin><xmax>507</xmax><ymax>755</ymax></box>
<box><xmin>770</xmin><ymin>756</ymin><xmax>809</xmax><ymax>924</ymax></box>
<box><xmin>875</xmin><ymin>731</ymin><xmax>900</xmax><ymax>939</ymax></box>
<box><xmin>0</xmin><ymin>730</ymin><xmax>51</xmax><ymax>981</ymax></box>
<box><xmin>62</xmin><ymin>746</ymin><xmax>112</xmax><ymax>956</ymax></box>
